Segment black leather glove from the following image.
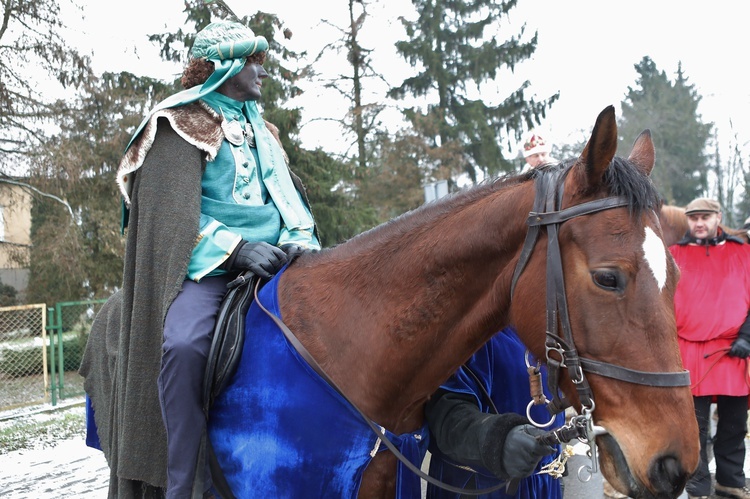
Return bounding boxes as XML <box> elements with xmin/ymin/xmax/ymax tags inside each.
<box><xmin>499</xmin><ymin>424</ymin><xmax>556</xmax><ymax>479</ymax></box>
<box><xmin>729</xmin><ymin>337</ymin><xmax>750</xmax><ymax>358</ymax></box>
<box><xmin>425</xmin><ymin>389</ymin><xmax>551</xmax><ymax>481</ymax></box>
<box><xmin>730</xmin><ymin>311</ymin><xmax>750</xmax><ymax>358</ymax></box>
<box><xmin>280</xmin><ymin>244</ymin><xmax>309</xmax><ymax>262</ymax></box>
<box><xmin>220</xmin><ymin>241</ymin><xmax>287</xmax><ymax>280</ymax></box>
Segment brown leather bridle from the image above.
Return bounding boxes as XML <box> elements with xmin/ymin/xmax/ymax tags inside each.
<box><xmin>510</xmin><ymin>164</ymin><xmax>690</xmax><ymax>418</ymax></box>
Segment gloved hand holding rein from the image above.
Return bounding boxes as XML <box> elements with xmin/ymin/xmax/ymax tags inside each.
<box><xmin>729</xmin><ymin>337</ymin><xmax>750</xmax><ymax>358</ymax></box>
<box><xmin>496</xmin><ymin>424</ymin><xmax>556</xmax><ymax>479</ymax></box>
<box><xmin>729</xmin><ymin>310</ymin><xmax>750</xmax><ymax>358</ymax></box>
<box><xmin>425</xmin><ymin>390</ymin><xmax>555</xmax><ymax>481</ymax></box>
<box><xmin>220</xmin><ymin>241</ymin><xmax>287</xmax><ymax>280</ymax></box>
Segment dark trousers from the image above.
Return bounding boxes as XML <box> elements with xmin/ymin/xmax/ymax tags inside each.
<box><xmin>686</xmin><ymin>395</ymin><xmax>748</xmax><ymax>496</ymax></box>
<box><xmin>158</xmin><ymin>275</ymin><xmax>232</xmax><ymax>499</ymax></box>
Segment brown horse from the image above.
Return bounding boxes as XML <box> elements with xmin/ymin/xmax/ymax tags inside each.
<box><xmin>658</xmin><ymin>204</ymin><xmax>749</xmax><ymax>247</ymax></box>
<box><xmin>209</xmin><ymin>106</ymin><xmax>699</xmax><ymax>499</ymax></box>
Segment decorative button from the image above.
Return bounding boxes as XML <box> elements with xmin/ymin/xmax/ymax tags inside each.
<box><xmin>221</xmin><ymin>119</ymin><xmax>245</xmax><ymax>146</ymax></box>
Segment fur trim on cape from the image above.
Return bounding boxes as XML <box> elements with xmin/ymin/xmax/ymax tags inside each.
<box><xmin>117</xmin><ymin>101</ymin><xmax>288</xmax><ymax>206</ymax></box>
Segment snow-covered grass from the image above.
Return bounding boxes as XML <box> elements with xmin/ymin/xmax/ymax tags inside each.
<box><xmin>0</xmin><ymin>399</ymin><xmax>108</xmax><ymax>499</ymax></box>
<box><xmin>0</xmin><ymin>400</ymin><xmax>86</xmax><ymax>454</ymax></box>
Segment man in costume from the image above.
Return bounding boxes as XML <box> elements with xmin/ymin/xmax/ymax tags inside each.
<box><xmin>670</xmin><ymin>197</ymin><xmax>750</xmax><ymax>499</ymax></box>
<box><xmin>424</xmin><ymin>327</ymin><xmax>564</xmax><ymax>499</ymax></box>
<box><xmin>80</xmin><ymin>20</ymin><xmax>319</xmax><ymax>498</ymax></box>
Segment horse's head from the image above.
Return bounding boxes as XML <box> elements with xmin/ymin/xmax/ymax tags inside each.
<box><xmin>510</xmin><ymin>106</ymin><xmax>699</xmax><ymax>498</ymax></box>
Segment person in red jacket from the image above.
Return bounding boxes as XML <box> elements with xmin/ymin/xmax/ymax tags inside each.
<box><xmin>670</xmin><ymin>197</ymin><xmax>750</xmax><ymax>499</ymax></box>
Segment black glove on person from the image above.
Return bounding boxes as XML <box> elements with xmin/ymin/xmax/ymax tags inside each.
<box><xmin>220</xmin><ymin>241</ymin><xmax>287</xmax><ymax>280</ymax></box>
<box><xmin>729</xmin><ymin>337</ymin><xmax>750</xmax><ymax>358</ymax></box>
<box><xmin>730</xmin><ymin>310</ymin><xmax>750</xmax><ymax>358</ymax></box>
<box><xmin>499</xmin><ymin>424</ymin><xmax>556</xmax><ymax>479</ymax></box>
<box><xmin>425</xmin><ymin>390</ymin><xmax>555</xmax><ymax>481</ymax></box>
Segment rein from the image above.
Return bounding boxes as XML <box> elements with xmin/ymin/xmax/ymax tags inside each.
<box><xmin>509</xmin><ymin>165</ymin><xmax>691</xmax><ymax>474</ymax></box>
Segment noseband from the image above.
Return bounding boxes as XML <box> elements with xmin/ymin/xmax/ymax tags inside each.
<box><xmin>510</xmin><ymin>165</ymin><xmax>690</xmax><ymax>418</ymax></box>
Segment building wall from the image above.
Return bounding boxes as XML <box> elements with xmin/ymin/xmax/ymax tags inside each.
<box><xmin>0</xmin><ymin>183</ymin><xmax>32</xmax><ymax>298</ymax></box>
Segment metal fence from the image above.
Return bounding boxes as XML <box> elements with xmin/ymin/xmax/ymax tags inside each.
<box><xmin>0</xmin><ymin>300</ymin><xmax>106</xmax><ymax>411</ymax></box>
<box><xmin>0</xmin><ymin>304</ymin><xmax>48</xmax><ymax>410</ymax></box>
<box><xmin>47</xmin><ymin>300</ymin><xmax>106</xmax><ymax>406</ymax></box>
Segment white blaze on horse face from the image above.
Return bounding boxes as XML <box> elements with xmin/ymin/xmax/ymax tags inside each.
<box><xmin>642</xmin><ymin>226</ymin><xmax>668</xmax><ymax>291</ymax></box>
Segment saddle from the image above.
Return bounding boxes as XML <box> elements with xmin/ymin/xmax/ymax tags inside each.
<box><xmin>196</xmin><ymin>270</ymin><xmax>257</xmax><ymax>499</ymax></box>
<box><xmin>204</xmin><ymin>270</ymin><xmax>258</xmax><ymax>414</ymax></box>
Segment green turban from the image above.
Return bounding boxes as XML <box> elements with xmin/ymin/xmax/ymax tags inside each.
<box><xmin>125</xmin><ymin>21</ymin><xmax>269</xmax><ymax>151</ymax></box>
<box><xmin>193</xmin><ymin>21</ymin><xmax>270</xmax><ymax>86</ymax></box>
<box><xmin>192</xmin><ymin>21</ymin><xmax>269</xmax><ymax>62</ymax></box>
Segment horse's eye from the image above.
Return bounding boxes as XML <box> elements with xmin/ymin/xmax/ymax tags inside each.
<box><xmin>592</xmin><ymin>270</ymin><xmax>619</xmax><ymax>290</ymax></box>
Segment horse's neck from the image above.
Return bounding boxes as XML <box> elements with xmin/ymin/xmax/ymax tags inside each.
<box><xmin>278</xmin><ymin>181</ymin><xmax>534</xmax><ymax>429</ymax></box>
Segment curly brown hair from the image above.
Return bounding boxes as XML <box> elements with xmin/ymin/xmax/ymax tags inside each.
<box><xmin>180</xmin><ymin>51</ymin><xmax>268</xmax><ymax>89</ymax></box>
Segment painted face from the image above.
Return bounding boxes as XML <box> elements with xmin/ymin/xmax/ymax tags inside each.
<box><xmin>525</xmin><ymin>151</ymin><xmax>551</xmax><ymax>168</ymax></box>
<box><xmin>687</xmin><ymin>211</ymin><xmax>722</xmax><ymax>239</ymax></box>
<box><xmin>217</xmin><ymin>61</ymin><xmax>268</xmax><ymax>102</ymax></box>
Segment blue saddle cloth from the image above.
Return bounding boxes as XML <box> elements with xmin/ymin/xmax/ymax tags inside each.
<box><xmin>208</xmin><ymin>267</ymin><xmax>430</xmax><ymax>498</ymax></box>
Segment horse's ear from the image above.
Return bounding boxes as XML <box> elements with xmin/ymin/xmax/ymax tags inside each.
<box><xmin>577</xmin><ymin>106</ymin><xmax>618</xmax><ymax>187</ymax></box>
<box><xmin>627</xmin><ymin>129</ymin><xmax>655</xmax><ymax>176</ymax></box>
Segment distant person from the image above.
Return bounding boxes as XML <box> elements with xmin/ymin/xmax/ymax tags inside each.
<box><xmin>669</xmin><ymin>197</ymin><xmax>750</xmax><ymax>499</ymax></box>
<box><xmin>521</xmin><ymin>131</ymin><xmax>557</xmax><ymax>171</ymax></box>
<box><xmin>424</xmin><ymin>327</ymin><xmax>564</xmax><ymax>499</ymax></box>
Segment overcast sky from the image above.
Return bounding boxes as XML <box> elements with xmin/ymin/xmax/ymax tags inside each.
<box><xmin>64</xmin><ymin>0</ymin><xmax>750</xmax><ymax>161</ymax></box>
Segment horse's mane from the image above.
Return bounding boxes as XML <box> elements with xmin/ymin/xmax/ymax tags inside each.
<box><xmin>595</xmin><ymin>156</ymin><xmax>662</xmax><ymax>216</ymax></box>
<box><xmin>334</xmin><ymin>156</ymin><xmax>659</xmax><ymax>254</ymax></box>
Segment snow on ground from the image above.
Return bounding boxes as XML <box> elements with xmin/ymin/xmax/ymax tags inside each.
<box><xmin>0</xmin><ymin>437</ymin><xmax>108</xmax><ymax>498</ymax></box>
<box><xmin>0</xmin><ymin>398</ymin><xmax>108</xmax><ymax>498</ymax></box>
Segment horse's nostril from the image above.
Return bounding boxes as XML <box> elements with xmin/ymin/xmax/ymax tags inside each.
<box><xmin>649</xmin><ymin>455</ymin><xmax>688</xmax><ymax>497</ymax></box>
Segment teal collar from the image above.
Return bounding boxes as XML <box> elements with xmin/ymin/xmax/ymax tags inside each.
<box><xmin>201</xmin><ymin>92</ymin><xmax>246</xmax><ymax>122</ymax></box>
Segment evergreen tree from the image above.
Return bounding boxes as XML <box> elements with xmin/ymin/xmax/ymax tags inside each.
<box><xmin>26</xmin><ymin>72</ymin><xmax>175</xmax><ymax>303</ymax></box>
<box><xmin>618</xmin><ymin>57</ymin><xmax>712</xmax><ymax>205</ymax></box>
<box><xmin>388</xmin><ymin>0</ymin><xmax>558</xmax><ymax>183</ymax></box>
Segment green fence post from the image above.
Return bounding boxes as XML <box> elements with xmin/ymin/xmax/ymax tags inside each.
<box><xmin>55</xmin><ymin>303</ymin><xmax>66</xmax><ymax>399</ymax></box>
<box><xmin>47</xmin><ymin>306</ymin><xmax>58</xmax><ymax>406</ymax></box>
